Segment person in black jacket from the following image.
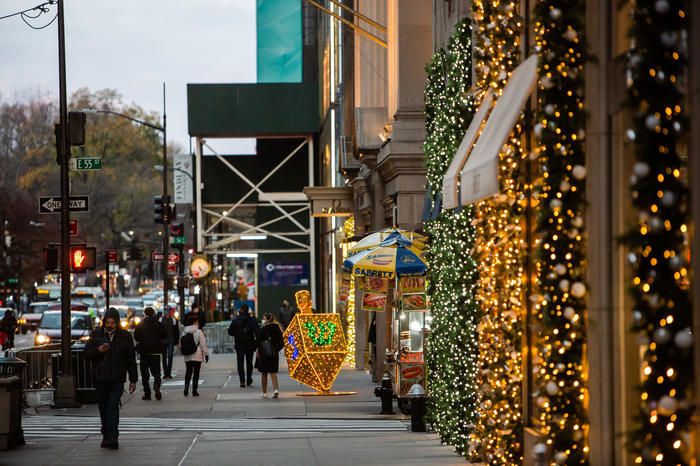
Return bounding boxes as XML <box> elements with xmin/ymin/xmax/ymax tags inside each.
<box><xmin>227</xmin><ymin>304</ymin><xmax>259</xmax><ymax>387</ymax></box>
<box><xmin>134</xmin><ymin>307</ymin><xmax>166</xmax><ymax>400</ymax></box>
<box><xmin>161</xmin><ymin>306</ymin><xmax>180</xmax><ymax>379</ymax></box>
<box><xmin>0</xmin><ymin>310</ymin><xmax>17</xmax><ymax>350</ymax></box>
<box><xmin>84</xmin><ymin>307</ymin><xmax>137</xmax><ymax>450</ymax></box>
<box><xmin>256</xmin><ymin>313</ymin><xmax>284</xmax><ymax>399</ymax></box>
<box><xmin>185</xmin><ymin>303</ymin><xmax>206</xmax><ymax>329</ymax></box>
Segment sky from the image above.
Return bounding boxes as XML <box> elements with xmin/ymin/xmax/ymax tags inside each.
<box><xmin>0</xmin><ymin>0</ymin><xmax>257</xmax><ymax>154</ymax></box>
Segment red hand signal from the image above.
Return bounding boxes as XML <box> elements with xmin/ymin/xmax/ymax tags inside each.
<box><xmin>73</xmin><ymin>249</ymin><xmax>85</xmax><ymax>268</ymax></box>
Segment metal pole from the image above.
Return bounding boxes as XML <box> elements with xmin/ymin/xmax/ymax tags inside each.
<box><xmin>54</xmin><ymin>0</ymin><xmax>78</xmax><ymax>408</ymax></box>
<box><xmin>105</xmin><ymin>251</ymin><xmax>110</xmax><ymax>311</ymax></box>
<box><xmin>162</xmin><ymin>83</ymin><xmax>169</xmax><ymax>308</ymax></box>
<box><xmin>178</xmin><ymin>246</ymin><xmax>185</xmax><ymax>318</ymax></box>
<box><xmin>195</xmin><ymin>138</ymin><xmax>203</xmax><ymax>253</ymax></box>
<box><xmin>308</xmin><ymin>136</ymin><xmax>317</xmax><ymax>306</ymax></box>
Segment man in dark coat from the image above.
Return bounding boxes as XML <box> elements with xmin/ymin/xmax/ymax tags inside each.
<box><xmin>0</xmin><ymin>309</ymin><xmax>17</xmax><ymax>350</ymax></box>
<box><xmin>84</xmin><ymin>307</ymin><xmax>137</xmax><ymax>449</ymax></box>
<box><xmin>185</xmin><ymin>303</ymin><xmax>206</xmax><ymax>329</ymax></box>
<box><xmin>227</xmin><ymin>304</ymin><xmax>259</xmax><ymax>387</ymax></box>
<box><xmin>278</xmin><ymin>299</ymin><xmax>296</xmax><ymax>330</ymax></box>
<box><xmin>134</xmin><ymin>307</ymin><xmax>166</xmax><ymax>400</ymax></box>
<box><xmin>162</xmin><ymin>306</ymin><xmax>180</xmax><ymax>379</ymax></box>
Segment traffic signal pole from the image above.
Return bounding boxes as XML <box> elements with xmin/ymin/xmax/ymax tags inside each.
<box><xmin>162</xmin><ymin>83</ymin><xmax>169</xmax><ymax>310</ymax></box>
<box><xmin>54</xmin><ymin>0</ymin><xmax>79</xmax><ymax>408</ymax></box>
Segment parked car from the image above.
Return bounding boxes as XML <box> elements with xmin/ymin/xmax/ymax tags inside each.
<box><xmin>34</xmin><ymin>311</ymin><xmax>94</xmax><ymax>345</ymax></box>
<box><xmin>19</xmin><ymin>301</ymin><xmax>52</xmax><ymax>333</ymax></box>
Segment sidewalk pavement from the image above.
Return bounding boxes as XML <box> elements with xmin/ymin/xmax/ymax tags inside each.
<box><xmin>2</xmin><ymin>354</ymin><xmax>465</xmax><ymax>465</ymax></box>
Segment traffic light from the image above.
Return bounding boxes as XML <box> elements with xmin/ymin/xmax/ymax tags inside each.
<box><xmin>127</xmin><ymin>246</ymin><xmax>144</xmax><ymax>261</ymax></box>
<box><xmin>170</xmin><ymin>223</ymin><xmax>184</xmax><ymax>237</ymax></box>
<box><xmin>44</xmin><ymin>247</ymin><xmax>59</xmax><ymax>272</ymax></box>
<box><xmin>154</xmin><ymin>195</ymin><xmax>173</xmax><ymax>224</ymax></box>
<box><xmin>70</xmin><ymin>246</ymin><xmax>96</xmax><ymax>272</ymax></box>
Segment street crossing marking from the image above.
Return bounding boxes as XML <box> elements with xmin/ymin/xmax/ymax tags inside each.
<box><xmin>22</xmin><ymin>416</ymin><xmax>408</xmax><ymax>437</ymax></box>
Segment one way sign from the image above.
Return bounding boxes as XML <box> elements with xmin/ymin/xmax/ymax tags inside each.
<box><xmin>39</xmin><ymin>196</ymin><xmax>90</xmax><ymax>214</ymax></box>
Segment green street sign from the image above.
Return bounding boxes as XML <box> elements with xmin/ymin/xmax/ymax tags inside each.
<box><xmin>70</xmin><ymin>157</ymin><xmax>103</xmax><ymax>170</ymax></box>
<box><xmin>171</xmin><ymin>236</ymin><xmax>186</xmax><ymax>245</ymax></box>
<box><xmin>7</xmin><ymin>277</ymin><xmax>18</xmax><ymax>285</ymax></box>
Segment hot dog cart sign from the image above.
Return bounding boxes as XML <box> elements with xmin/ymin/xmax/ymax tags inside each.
<box><xmin>397</xmin><ymin>359</ymin><xmax>426</xmax><ymax>397</ymax></box>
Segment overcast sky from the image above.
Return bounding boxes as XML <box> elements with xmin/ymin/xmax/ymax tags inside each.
<box><xmin>0</xmin><ymin>0</ymin><xmax>257</xmax><ymax>153</ymax></box>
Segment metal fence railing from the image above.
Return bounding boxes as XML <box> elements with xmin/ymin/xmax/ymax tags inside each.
<box><xmin>13</xmin><ymin>345</ymin><xmax>59</xmax><ymax>390</ymax></box>
<box><xmin>201</xmin><ymin>321</ymin><xmax>234</xmax><ymax>354</ymax></box>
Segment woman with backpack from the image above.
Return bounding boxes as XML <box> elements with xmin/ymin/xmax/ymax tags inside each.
<box><xmin>181</xmin><ymin>314</ymin><xmax>209</xmax><ymax>397</ymax></box>
<box><xmin>256</xmin><ymin>313</ymin><xmax>284</xmax><ymax>399</ymax></box>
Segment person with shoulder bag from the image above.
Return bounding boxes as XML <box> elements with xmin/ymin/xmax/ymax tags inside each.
<box><xmin>256</xmin><ymin>313</ymin><xmax>284</xmax><ymax>399</ymax></box>
<box><xmin>180</xmin><ymin>314</ymin><xmax>209</xmax><ymax>397</ymax></box>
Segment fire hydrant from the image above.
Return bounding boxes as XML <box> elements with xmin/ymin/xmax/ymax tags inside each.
<box><xmin>374</xmin><ymin>372</ymin><xmax>394</xmax><ymax>414</ymax></box>
<box><xmin>407</xmin><ymin>383</ymin><xmax>427</xmax><ymax>432</ymax></box>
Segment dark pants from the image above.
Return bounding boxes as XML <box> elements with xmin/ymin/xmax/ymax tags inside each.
<box><xmin>95</xmin><ymin>382</ymin><xmax>123</xmax><ymax>441</ymax></box>
<box><xmin>184</xmin><ymin>361</ymin><xmax>201</xmax><ymax>392</ymax></box>
<box><xmin>236</xmin><ymin>348</ymin><xmax>255</xmax><ymax>385</ymax></box>
<box><xmin>139</xmin><ymin>354</ymin><xmax>161</xmax><ymax>396</ymax></box>
<box><xmin>162</xmin><ymin>343</ymin><xmax>175</xmax><ymax>377</ymax></box>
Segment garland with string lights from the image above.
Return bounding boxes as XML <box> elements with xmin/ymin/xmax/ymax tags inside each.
<box><xmin>467</xmin><ymin>0</ymin><xmax>526</xmax><ymax>463</ymax></box>
<box><xmin>532</xmin><ymin>0</ymin><xmax>589</xmax><ymax>463</ymax></box>
<box><xmin>424</xmin><ymin>20</ymin><xmax>481</xmax><ymax>457</ymax></box>
<box><xmin>624</xmin><ymin>1</ymin><xmax>693</xmax><ymax>464</ymax></box>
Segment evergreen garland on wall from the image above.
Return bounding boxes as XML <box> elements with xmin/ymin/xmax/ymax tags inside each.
<box><xmin>532</xmin><ymin>0</ymin><xmax>589</xmax><ymax>463</ymax></box>
<box><xmin>468</xmin><ymin>0</ymin><xmax>526</xmax><ymax>463</ymax></box>
<box><xmin>424</xmin><ymin>19</ymin><xmax>480</xmax><ymax>457</ymax></box>
<box><xmin>625</xmin><ymin>1</ymin><xmax>693</xmax><ymax>464</ymax></box>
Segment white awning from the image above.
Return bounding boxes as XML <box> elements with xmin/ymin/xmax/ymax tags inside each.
<box><xmin>459</xmin><ymin>54</ymin><xmax>538</xmax><ymax>205</ymax></box>
<box><xmin>441</xmin><ymin>89</ymin><xmax>493</xmax><ymax>209</ymax></box>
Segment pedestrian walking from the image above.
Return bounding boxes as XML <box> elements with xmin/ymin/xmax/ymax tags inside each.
<box><xmin>162</xmin><ymin>307</ymin><xmax>180</xmax><ymax>379</ymax></box>
<box><xmin>255</xmin><ymin>313</ymin><xmax>284</xmax><ymax>399</ymax></box>
<box><xmin>185</xmin><ymin>303</ymin><xmax>206</xmax><ymax>329</ymax></box>
<box><xmin>83</xmin><ymin>307</ymin><xmax>137</xmax><ymax>450</ymax></box>
<box><xmin>279</xmin><ymin>299</ymin><xmax>296</xmax><ymax>330</ymax></box>
<box><xmin>181</xmin><ymin>314</ymin><xmax>209</xmax><ymax>396</ymax></box>
<box><xmin>227</xmin><ymin>304</ymin><xmax>259</xmax><ymax>387</ymax></box>
<box><xmin>134</xmin><ymin>307</ymin><xmax>166</xmax><ymax>400</ymax></box>
<box><xmin>0</xmin><ymin>309</ymin><xmax>18</xmax><ymax>350</ymax></box>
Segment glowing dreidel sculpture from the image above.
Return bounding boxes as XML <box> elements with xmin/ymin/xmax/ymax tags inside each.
<box><xmin>283</xmin><ymin>290</ymin><xmax>348</xmax><ymax>394</ymax></box>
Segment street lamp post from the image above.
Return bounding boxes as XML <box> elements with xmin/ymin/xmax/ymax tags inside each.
<box><xmin>53</xmin><ymin>0</ymin><xmax>79</xmax><ymax>409</ymax></box>
<box><xmin>82</xmin><ymin>86</ymin><xmax>169</xmax><ymax>309</ymax></box>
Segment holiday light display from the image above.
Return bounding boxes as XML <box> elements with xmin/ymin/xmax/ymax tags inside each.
<box><xmin>424</xmin><ymin>20</ymin><xmax>481</xmax><ymax>456</ymax></box>
<box><xmin>532</xmin><ymin>0</ymin><xmax>589</xmax><ymax>463</ymax></box>
<box><xmin>342</xmin><ymin>216</ymin><xmax>356</xmax><ymax>366</ymax></box>
<box><xmin>625</xmin><ymin>1</ymin><xmax>693</xmax><ymax>464</ymax></box>
<box><xmin>465</xmin><ymin>0</ymin><xmax>526</xmax><ymax>463</ymax></box>
<box><xmin>283</xmin><ymin>290</ymin><xmax>348</xmax><ymax>393</ymax></box>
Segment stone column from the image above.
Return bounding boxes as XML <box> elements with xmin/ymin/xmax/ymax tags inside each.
<box><xmin>372</xmin><ymin>0</ymin><xmax>432</xmax><ymax>382</ymax></box>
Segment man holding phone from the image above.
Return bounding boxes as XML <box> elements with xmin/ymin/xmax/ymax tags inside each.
<box><xmin>84</xmin><ymin>307</ymin><xmax>138</xmax><ymax>450</ymax></box>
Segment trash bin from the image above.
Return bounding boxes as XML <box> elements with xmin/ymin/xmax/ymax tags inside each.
<box><xmin>51</xmin><ymin>343</ymin><xmax>95</xmax><ymax>404</ymax></box>
<box><xmin>0</xmin><ymin>356</ymin><xmax>26</xmax><ymax>450</ymax></box>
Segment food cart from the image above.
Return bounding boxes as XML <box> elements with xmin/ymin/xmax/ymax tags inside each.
<box><xmin>343</xmin><ymin>230</ymin><xmax>430</xmax><ymax>414</ymax></box>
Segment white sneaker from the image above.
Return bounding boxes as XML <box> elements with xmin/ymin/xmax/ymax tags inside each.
<box><xmin>261</xmin><ymin>393</ymin><xmax>268</xmax><ymax>399</ymax></box>
<box><xmin>273</xmin><ymin>389</ymin><xmax>279</xmax><ymax>399</ymax></box>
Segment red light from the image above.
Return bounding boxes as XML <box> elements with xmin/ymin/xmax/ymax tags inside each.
<box><xmin>73</xmin><ymin>249</ymin><xmax>86</xmax><ymax>269</ymax></box>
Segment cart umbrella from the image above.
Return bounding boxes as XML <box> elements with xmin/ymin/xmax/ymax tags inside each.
<box><xmin>343</xmin><ymin>233</ymin><xmax>427</xmax><ymax>279</ymax></box>
<box><xmin>346</xmin><ymin>229</ymin><xmax>427</xmax><ymax>258</ymax></box>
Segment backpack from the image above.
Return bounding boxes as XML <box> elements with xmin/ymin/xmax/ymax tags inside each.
<box><xmin>237</xmin><ymin>321</ymin><xmax>254</xmax><ymax>346</ymax></box>
<box><xmin>180</xmin><ymin>331</ymin><xmax>198</xmax><ymax>356</ymax></box>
